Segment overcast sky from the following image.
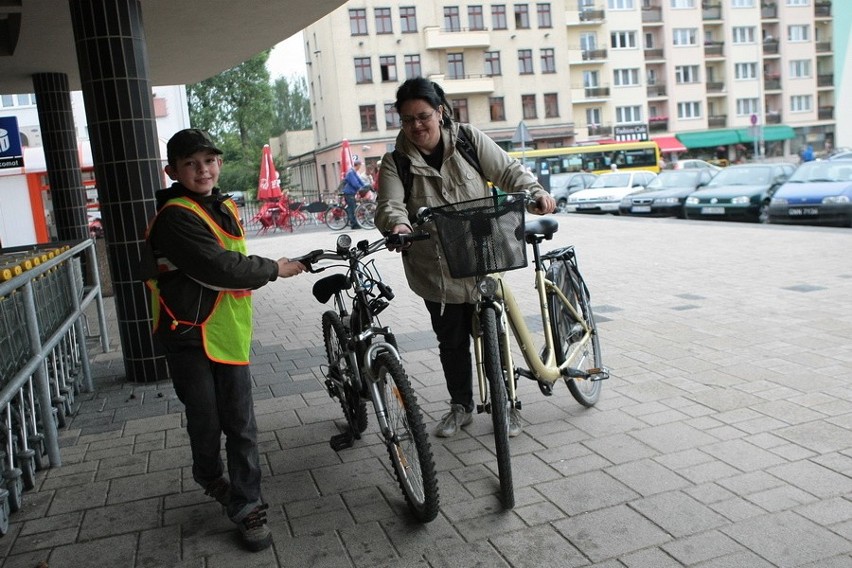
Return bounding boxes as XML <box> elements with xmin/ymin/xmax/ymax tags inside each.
<box><xmin>267</xmin><ymin>32</ymin><xmax>307</xmax><ymax>80</ymax></box>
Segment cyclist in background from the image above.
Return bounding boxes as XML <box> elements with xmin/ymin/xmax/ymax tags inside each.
<box><xmin>375</xmin><ymin>78</ymin><xmax>554</xmax><ymax>439</ymax></box>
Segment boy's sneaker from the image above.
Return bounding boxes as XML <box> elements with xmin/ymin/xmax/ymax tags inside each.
<box><xmin>204</xmin><ymin>477</ymin><xmax>231</xmax><ymax>507</ymax></box>
<box><xmin>239</xmin><ymin>503</ymin><xmax>273</xmax><ymax>552</ymax></box>
<box><xmin>508</xmin><ymin>407</ymin><xmax>523</xmax><ymax>438</ymax></box>
<box><xmin>434</xmin><ymin>404</ymin><xmax>473</xmax><ymax>438</ymax></box>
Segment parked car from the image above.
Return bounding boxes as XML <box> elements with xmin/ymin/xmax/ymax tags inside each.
<box><xmin>767</xmin><ymin>159</ymin><xmax>852</xmax><ymax>227</ymax></box>
<box><xmin>683</xmin><ymin>162</ymin><xmax>795</xmax><ymax>223</ymax></box>
<box><xmin>229</xmin><ymin>191</ymin><xmax>247</xmax><ymax>206</ymax></box>
<box><xmin>619</xmin><ymin>168</ymin><xmax>716</xmax><ymax>218</ymax></box>
<box><xmin>565</xmin><ymin>171</ymin><xmax>657</xmax><ymax>214</ymax></box>
<box><xmin>827</xmin><ymin>150</ymin><xmax>852</xmax><ymax>161</ymax></box>
<box><xmin>550</xmin><ymin>172</ymin><xmax>598</xmax><ymax>213</ymax></box>
<box><xmin>672</xmin><ymin>159</ymin><xmax>722</xmax><ymax>172</ymax></box>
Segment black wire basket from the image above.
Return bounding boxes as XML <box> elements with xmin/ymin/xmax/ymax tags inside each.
<box><xmin>429</xmin><ymin>193</ymin><xmax>527</xmax><ymax>278</ymax></box>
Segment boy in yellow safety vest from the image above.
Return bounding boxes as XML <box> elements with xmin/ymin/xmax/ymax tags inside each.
<box><xmin>145</xmin><ymin>129</ymin><xmax>305</xmax><ymax>552</ymax></box>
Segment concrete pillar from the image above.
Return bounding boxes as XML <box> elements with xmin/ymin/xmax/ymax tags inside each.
<box><xmin>69</xmin><ymin>0</ymin><xmax>167</xmax><ymax>382</ymax></box>
<box><xmin>31</xmin><ymin>73</ymin><xmax>89</xmax><ymax>242</ymax></box>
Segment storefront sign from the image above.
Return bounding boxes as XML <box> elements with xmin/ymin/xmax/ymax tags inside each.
<box><xmin>0</xmin><ymin>116</ymin><xmax>24</xmax><ymax>169</ymax></box>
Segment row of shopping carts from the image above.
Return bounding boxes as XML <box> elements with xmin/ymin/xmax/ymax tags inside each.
<box><xmin>0</xmin><ymin>241</ymin><xmax>106</xmax><ymax>535</ymax></box>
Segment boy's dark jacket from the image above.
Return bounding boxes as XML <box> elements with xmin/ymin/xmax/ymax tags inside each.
<box><xmin>145</xmin><ymin>183</ymin><xmax>278</xmax><ymax>347</ymax></box>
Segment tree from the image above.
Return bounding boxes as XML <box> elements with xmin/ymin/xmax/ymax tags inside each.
<box><xmin>272</xmin><ymin>76</ymin><xmax>311</xmax><ymax>135</ymax></box>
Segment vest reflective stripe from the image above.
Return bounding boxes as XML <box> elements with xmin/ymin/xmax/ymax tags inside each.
<box><xmin>146</xmin><ymin>196</ymin><xmax>253</xmax><ymax>364</ymax></box>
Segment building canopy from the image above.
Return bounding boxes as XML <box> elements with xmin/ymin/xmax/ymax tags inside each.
<box><xmin>676</xmin><ymin>126</ymin><xmax>796</xmax><ymax>149</ymax></box>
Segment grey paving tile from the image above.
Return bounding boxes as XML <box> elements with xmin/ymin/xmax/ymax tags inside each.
<box><xmin>630</xmin><ymin>491</ymin><xmax>728</xmax><ymax>537</ymax></box>
<box><xmin>78</xmin><ymin>497</ymin><xmax>160</xmax><ymax>540</ymax></box>
<box><xmin>537</xmin><ymin>470</ymin><xmax>639</xmax><ymax>516</ymax></box>
<box><xmin>605</xmin><ymin>458</ymin><xmax>692</xmax><ymax>496</ymax></box>
<box><xmin>49</xmin><ymin>534</ymin><xmax>137</xmax><ymax>568</ymax></box>
<box><xmin>491</xmin><ymin>525</ymin><xmax>588</xmax><ymax>567</ymax></box>
<box><xmin>767</xmin><ymin>459</ymin><xmax>852</xmax><ymax>498</ymax></box>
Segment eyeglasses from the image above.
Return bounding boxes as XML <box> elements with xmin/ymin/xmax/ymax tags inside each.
<box><xmin>400</xmin><ymin>110</ymin><xmax>438</xmax><ymax>127</ymax></box>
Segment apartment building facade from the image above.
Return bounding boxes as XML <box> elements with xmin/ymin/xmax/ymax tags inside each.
<box><xmin>297</xmin><ymin>0</ymin><xmax>840</xmax><ymax>200</ymax></box>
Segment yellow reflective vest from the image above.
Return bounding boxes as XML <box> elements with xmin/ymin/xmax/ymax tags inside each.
<box><xmin>146</xmin><ymin>197</ymin><xmax>253</xmax><ymax>364</ymax></box>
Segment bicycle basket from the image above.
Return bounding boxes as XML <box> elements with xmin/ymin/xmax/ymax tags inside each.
<box><xmin>430</xmin><ymin>192</ymin><xmax>527</xmax><ymax>278</ymax></box>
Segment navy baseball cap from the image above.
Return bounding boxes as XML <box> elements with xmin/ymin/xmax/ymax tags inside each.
<box><xmin>167</xmin><ymin>129</ymin><xmax>223</xmax><ymax>164</ymax></box>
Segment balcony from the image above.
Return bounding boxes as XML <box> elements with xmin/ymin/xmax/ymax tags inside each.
<box><xmin>765</xmin><ymin>112</ymin><xmax>782</xmax><ymax>124</ymax></box>
<box><xmin>707</xmin><ymin>81</ymin><xmax>725</xmax><ymax>93</ymax></box>
<box><xmin>434</xmin><ymin>74</ymin><xmax>495</xmax><ymax>95</ymax></box>
<box><xmin>647</xmin><ymin>84</ymin><xmax>667</xmax><ymax>98</ymax></box>
<box><xmin>582</xmin><ymin>48</ymin><xmax>607</xmax><ymax>61</ymax></box>
<box><xmin>586</xmin><ymin>124</ymin><xmax>613</xmax><ymax>137</ymax></box>
<box><xmin>644</xmin><ymin>48</ymin><xmax>664</xmax><ymax>60</ymax></box>
<box><xmin>642</xmin><ymin>5</ymin><xmax>662</xmax><ymax>23</ymax></box>
<box><xmin>761</xmin><ymin>4</ymin><xmax>778</xmax><ymax>19</ymax></box>
<box><xmin>816</xmin><ymin>41</ymin><xmax>832</xmax><ymax>54</ymax></box>
<box><xmin>818</xmin><ymin>106</ymin><xmax>834</xmax><ymax>120</ymax></box>
<box><xmin>764</xmin><ymin>78</ymin><xmax>781</xmax><ymax>91</ymax></box>
<box><xmin>815</xmin><ymin>1</ymin><xmax>831</xmax><ymax>18</ymax></box>
<box><xmin>571</xmin><ymin>85</ymin><xmax>610</xmax><ymax>102</ymax></box>
<box><xmin>763</xmin><ymin>40</ymin><xmax>779</xmax><ymax>55</ymax></box>
<box><xmin>708</xmin><ymin>115</ymin><xmax>727</xmax><ymax>128</ymax></box>
<box><xmin>424</xmin><ymin>26</ymin><xmax>490</xmax><ymax>50</ymax></box>
<box><xmin>580</xmin><ymin>9</ymin><xmax>605</xmax><ymax>22</ymax></box>
<box><xmin>702</xmin><ymin>3</ymin><xmax>722</xmax><ymax>21</ymax></box>
<box><xmin>648</xmin><ymin>117</ymin><xmax>668</xmax><ymax>132</ymax></box>
<box><xmin>817</xmin><ymin>74</ymin><xmax>833</xmax><ymax>87</ymax></box>
<box><xmin>704</xmin><ymin>41</ymin><xmax>724</xmax><ymax>57</ymax></box>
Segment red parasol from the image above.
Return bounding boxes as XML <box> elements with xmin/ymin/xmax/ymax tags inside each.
<box><xmin>257</xmin><ymin>144</ymin><xmax>282</xmax><ymax>201</ymax></box>
<box><xmin>340</xmin><ymin>139</ymin><xmax>354</xmax><ymax>180</ymax></box>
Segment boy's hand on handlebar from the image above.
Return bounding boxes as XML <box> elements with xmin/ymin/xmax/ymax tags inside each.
<box><xmin>276</xmin><ymin>257</ymin><xmax>307</xmax><ymax>278</ymax></box>
<box><xmin>386</xmin><ymin>224</ymin><xmax>412</xmax><ymax>252</ymax></box>
<box><xmin>532</xmin><ymin>194</ymin><xmax>556</xmax><ymax>215</ymax></box>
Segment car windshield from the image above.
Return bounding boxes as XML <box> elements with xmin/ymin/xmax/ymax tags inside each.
<box><xmin>707</xmin><ymin>167</ymin><xmax>771</xmax><ymax>186</ymax></box>
<box><xmin>647</xmin><ymin>171</ymin><xmax>699</xmax><ymax>189</ymax></box>
<box><xmin>787</xmin><ymin>161</ymin><xmax>852</xmax><ymax>183</ymax></box>
<box><xmin>590</xmin><ymin>173</ymin><xmax>630</xmax><ymax>188</ymax></box>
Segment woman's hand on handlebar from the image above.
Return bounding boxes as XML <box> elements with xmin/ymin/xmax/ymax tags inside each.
<box><xmin>532</xmin><ymin>193</ymin><xmax>556</xmax><ymax>215</ymax></box>
<box><xmin>276</xmin><ymin>257</ymin><xmax>308</xmax><ymax>278</ymax></box>
<box><xmin>386</xmin><ymin>224</ymin><xmax>413</xmax><ymax>253</ymax></box>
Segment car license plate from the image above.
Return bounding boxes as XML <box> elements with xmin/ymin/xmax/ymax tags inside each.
<box><xmin>788</xmin><ymin>207</ymin><xmax>819</xmax><ymax>216</ymax></box>
<box><xmin>577</xmin><ymin>203</ymin><xmax>596</xmax><ymax>209</ymax></box>
<box><xmin>631</xmin><ymin>205</ymin><xmax>651</xmax><ymax>213</ymax></box>
<box><xmin>700</xmin><ymin>206</ymin><xmax>725</xmax><ymax>215</ymax></box>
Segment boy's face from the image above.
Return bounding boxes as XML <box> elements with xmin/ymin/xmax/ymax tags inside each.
<box><xmin>165</xmin><ymin>150</ymin><xmax>222</xmax><ymax>195</ymax></box>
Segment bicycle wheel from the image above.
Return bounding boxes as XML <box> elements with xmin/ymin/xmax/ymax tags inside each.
<box><xmin>326</xmin><ymin>206</ymin><xmax>348</xmax><ymax>230</ymax></box>
<box><xmin>355</xmin><ymin>202</ymin><xmax>377</xmax><ymax>230</ymax></box>
<box><xmin>290</xmin><ymin>211</ymin><xmax>306</xmax><ymax>230</ymax></box>
<box><xmin>546</xmin><ymin>260</ymin><xmax>602</xmax><ymax>407</ymax></box>
<box><xmin>322</xmin><ymin>311</ymin><xmax>368</xmax><ymax>435</ymax></box>
<box><xmin>479</xmin><ymin>306</ymin><xmax>514</xmax><ymax>509</ymax></box>
<box><xmin>374</xmin><ymin>352</ymin><xmax>440</xmax><ymax>522</ymax></box>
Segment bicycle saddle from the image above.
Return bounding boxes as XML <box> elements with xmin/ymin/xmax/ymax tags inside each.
<box><xmin>524</xmin><ymin>217</ymin><xmax>559</xmax><ymax>239</ymax></box>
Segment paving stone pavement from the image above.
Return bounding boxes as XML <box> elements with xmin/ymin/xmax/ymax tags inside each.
<box><xmin>2</xmin><ymin>215</ymin><xmax>851</xmax><ymax>567</ymax></box>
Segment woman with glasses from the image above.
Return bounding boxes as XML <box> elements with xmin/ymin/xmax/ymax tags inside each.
<box><xmin>375</xmin><ymin>78</ymin><xmax>555</xmax><ymax>439</ymax></box>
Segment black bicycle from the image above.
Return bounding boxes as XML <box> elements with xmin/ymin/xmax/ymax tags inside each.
<box><xmin>296</xmin><ymin>232</ymin><xmax>439</xmax><ymax>522</ymax></box>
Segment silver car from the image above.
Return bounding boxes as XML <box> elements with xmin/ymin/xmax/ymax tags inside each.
<box><xmin>549</xmin><ymin>172</ymin><xmax>598</xmax><ymax>213</ymax></box>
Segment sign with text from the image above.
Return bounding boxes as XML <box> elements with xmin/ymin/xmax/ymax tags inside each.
<box><xmin>614</xmin><ymin>124</ymin><xmax>649</xmax><ymax>142</ymax></box>
<box><xmin>0</xmin><ymin>116</ymin><xmax>24</xmax><ymax>169</ymax></box>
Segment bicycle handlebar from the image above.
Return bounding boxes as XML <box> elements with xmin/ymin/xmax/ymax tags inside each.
<box><xmin>294</xmin><ymin>231</ymin><xmax>430</xmax><ymax>273</ymax></box>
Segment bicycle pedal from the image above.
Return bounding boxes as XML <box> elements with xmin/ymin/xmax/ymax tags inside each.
<box><xmin>476</xmin><ymin>404</ymin><xmax>486</xmax><ymax>414</ymax></box>
<box><xmin>329</xmin><ymin>431</ymin><xmax>355</xmax><ymax>451</ymax></box>
<box><xmin>589</xmin><ymin>367</ymin><xmax>610</xmax><ymax>381</ymax></box>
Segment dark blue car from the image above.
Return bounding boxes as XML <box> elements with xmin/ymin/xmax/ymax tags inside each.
<box><xmin>768</xmin><ymin>160</ymin><xmax>852</xmax><ymax>227</ymax></box>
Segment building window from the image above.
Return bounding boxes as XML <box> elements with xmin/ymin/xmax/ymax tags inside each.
<box><xmin>375</xmin><ymin>8</ymin><xmax>393</xmax><ymax>34</ymax></box>
<box><xmin>540</xmin><ymin>48</ymin><xmax>555</xmax><ymax>73</ymax></box>
<box><xmin>788</xmin><ymin>25</ymin><xmax>809</xmax><ymax>42</ymax></box>
<box><xmin>522</xmin><ymin>94</ymin><xmax>537</xmax><ymax>119</ymax></box>
<box><xmin>731</xmin><ymin>0</ymin><xmax>755</xmax><ymax>7</ymax></box>
<box><xmin>492</xmin><ymin>5</ymin><xmax>508</xmax><ymax>29</ymax></box>
<box><xmin>786</xmin><ymin>0</ymin><xmax>808</xmax><ymax>5</ymax></box>
<box><xmin>404</xmin><ymin>55</ymin><xmax>421</xmax><ymax>78</ymax></box>
<box><xmin>736</xmin><ymin>98</ymin><xmax>759</xmax><ymax>115</ymax></box>
<box><xmin>672</xmin><ymin>28</ymin><xmax>697</xmax><ymax>46</ymax></box>
<box><xmin>789</xmin><ymin>59</ymin><xmax>811</xmax><ymax>78</ymax></box>
<box><xmin>613</xmin><ymin>68</ymin><xmax>639</xmax><ymax>86</ymax></box>
<box><xmin>385</xmin><ymin>103</ymin><xmax>401</xmax><ymax>129</ymax></box>
<box><xmin>518</xmin><ymin>49</ymin><xmax>533</xmax><ymax>74</ymax></box>
<box><xmin>580</xmin><ymin>32</ymin><xmax>597</xmax><ymax>51</ymax></box>
<box><xmin>608</xmin><ymin>0</ymin><xmax>635</xmax><ymax>9</ymax></box>
<box><xmin>447</xmin><ymin>53</ymin><xmax>465</xmax><ymax>79</ymax></box>
<box><xmin>444</xmin><ymin>6</ymin><xmax>461</xmax><ymax>31</ymax></box>
<box><xmin>586</xmin><ymin>107</ymin><xmax>602</xmax><ymax>126</ymax></box>
<box><xmin>677</xmin><ymin>101</ymin><xmax>701</xmax><ymax>119</ymax></box>
<box><xmin>544</xmin><ymin>93</ymin><xmax>558</xmax><ymax>118</ymax></box>
<box><xmin>674</xmin><ymin>65</ymin><xmax>700</xmax><ymax>83</ymax></box>
<box><xmin>1</xmin><ymin>93</ymin><xmax>36</xmax><ymax>107</ymax></box>
<box><xmin>400</xmin><ymin>6</ymin><xmax>418</xmax><ymax>33</ymax></box>
<box><xmin>360</xmin><ymin>105</ymin><xmax>378</xmax><ymax>131</ymax></box>
<box><xmin>616</xmin><ymin>105</ymin><xmax>642</xmax><ymax>123</ymax></box>
<box><xmin>583</xmin><ymin>70</ymin><xmax>600</xmax><ymax>88</ymax></box>
<box><xmin>790</xmin><ymin>95</ymin><xmax>812</xmax><ymax>112</ymax></box>
<box><xmin>514</xmin><ymin>4</ymin><xmax>530</xmax><ymax>28</ymax></box>
<box><xmin>485</xmin><ymin>51</ymin><xmax>502</xmax><ymax>76</ymax></box>
<box><xmin>490</xmin><ymin>97</ymin><xmax>506</xmax><ymax>121</ymax></box>
<box><xmin>451</xmin><ymin>98</ymin><xmax>469</xmax><ymax>123</ymax></box>
<box><xmin>611</xmin><ymin>31</ymin><xmax>637</xmax><ymax>49</ymax></box>
<box><xmin>671</xmin><ymin>0</ymin><xmax>695</xmax><ymax>7</ymax></box>
<box><xmin>379</xmin><ymin>56</ymin><xmax>397</xmax><ymax>82</ymax></box>
<box><xmin>732</xmin><ymin>26</ymin><xmax>756</xmax><ymax>44</ymax></box>
<box><xmin>354</xmin><ymin>57</ymin><xmax>372</xmax><ymax>83</ymax></box>
<box><xmin>468</xmin><ymin>5</ymin><xmax>485</xmax><ymax>30</ymax></box>
<box><xmin>537</xmin><ymin>3</ymin><xmax>552</xmax><ymax>28</ymax></box>
<box><xmin>734</xmin><ymin>62</ymin><xmax>757</xmax><ymax>79</ymax></box>
<box><xmin>349</xmin><ymin>9</ymin><xmax>368</xmax><ymax>35</ymax></box>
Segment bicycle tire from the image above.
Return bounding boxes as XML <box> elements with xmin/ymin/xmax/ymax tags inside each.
<box><xmin>326</xmin><ymin>206</ymin><xmax>348</xmax><ymax>230</ymax></box>
<box><xmin>322</xmin><ymin>311</ymin><xmax>368</xmax><ymax>435</ymax></box>
<box><xmin>355</xmin><ymin>202</ymin><xmax>377</xmax><ymax>230</ymax></box>
<box><xmin>546</xmin><ymin>260</ymin><xmax>602</xmax><ymax>407</ymax></box>
<box><xmin>375</xmin><ymin>352</ymin><xmax>440</xmax><ymax>522</ymax></box>
<box><xmin>480</xmin><ymin>306</ymin><xmax>514</xmax><ymax>509</ymax></box>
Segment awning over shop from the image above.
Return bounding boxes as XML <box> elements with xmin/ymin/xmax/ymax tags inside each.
<box><xmin>676</xmin><ymin>129</ymin><xmax>741</xmax><ymax>149</ymax></box>
<box><xmin>736</xmin><ymin>125</ymin><xmax>796</xmax><ymax>143</ymax></box>
<box><xmin>653</xmin><ymin>136</ymin><xmax>687</xmax><ymax>153</ymax></box>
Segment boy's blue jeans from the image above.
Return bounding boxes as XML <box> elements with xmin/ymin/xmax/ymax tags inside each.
<box><xmin>164</xmin><ymin>345</ymin><xmax>261</xmax><ymax>523</ymax></box>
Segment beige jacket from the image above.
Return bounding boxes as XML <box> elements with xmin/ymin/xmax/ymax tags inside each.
<box><xmin>375</xmin><ymin>121</ymin><xmax>546</xmax><ymax>304</ymax></box>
